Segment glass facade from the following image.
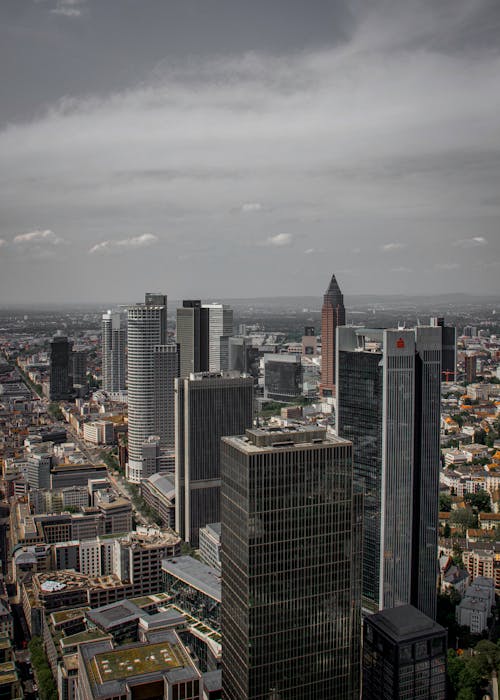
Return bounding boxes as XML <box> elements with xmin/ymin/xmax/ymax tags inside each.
<box><xmin>362</xmin><ymin>606</ymin><xmax>447</xmax><ymax>700</ymax></box>
<box><xmin>337</xmin><ymin>349</ymin><xmax>383</xmax><ymax>610</ymax></box>
<box><xmin>264</xmin><ymin>355</ymin><xmax>303</xmax><ymax>402</ymax></box>
<box><xmin>221</xmin><ymin>429</ymin><xmax>362</xmax><ymax>699</ymax></box>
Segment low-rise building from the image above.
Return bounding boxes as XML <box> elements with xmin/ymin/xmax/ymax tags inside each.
<box><xmin>141</xmin><ymin>473</ymin><xmax>175</xmax><ymax>528</ymax></box>
<box><xmin>77</xmin><ymin>630</ymin><xmax>202</xmax><ymax>700</ymax></box>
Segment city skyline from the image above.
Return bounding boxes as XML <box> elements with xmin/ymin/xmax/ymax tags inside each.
<box><xmin>1</xmin><ymin>0</ymin><xmax>500</xmax><ymax>302</ymax></box>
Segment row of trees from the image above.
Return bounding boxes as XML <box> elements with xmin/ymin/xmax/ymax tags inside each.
<box><xmin>448</xmin><ymin>641</ymin><xmax>500</xmax><ymax>700</ymax></box>
<box><xmin>28</xmin><ymin>636</ymin><xmax>57</xmax><ymax>700</ymax></box>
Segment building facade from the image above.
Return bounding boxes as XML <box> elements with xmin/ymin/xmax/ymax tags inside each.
<box><xmin>221</xmin><ymin>426</ymin><xmax>362</xmax><ymax>700</ymax></box>
<box><xmin>337</xmin><ymin>326</ymin><xmax>441</xmax><ymax>619</ymax></box>
<box><xmin>126</xmin><ymin>293</ymin><xmax>167</xmax><ymax>483</ymax></box>
<box><xmin>153</xmin><ymin>343</ymin><xmax>179</xmax><ymax>448</ymax></box>
<box><xmin>362</xmin><ymin>605</ymin><xmax>447</xmax><ymax>700</ymax></box>
<box><xmin>176</xmin><ymin>300</ymin><xmax>209</xmax><ymax>378</ymax></box>
<box><xmin>175</xmin><ymin>372</ymin><xmax>254</xmax><ymax>546</ymax></box>
<box><xmin>263</xmin><ymin>353</ymin><xmax>303</xmax><ymax>402</ymax></box>
<box><xmin>205</xmin><ymin>304</ymin><xmax>234</xmax><ymax>373</ymax></box>
<box><xmin>49</xmin><ymin>335</ymin><xmax>73</xmax><ymax>400</ymax></box>
<box><xmin>101</xmin><ymin>310</ymin><xmax>126</xmax><ymax>393</ymax></box>
<box><xmin>320</xmin><ymin>273</ymin><xmax>345</xmax><ymax>397</ymax></box>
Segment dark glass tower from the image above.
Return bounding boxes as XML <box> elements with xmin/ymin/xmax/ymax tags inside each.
<box><xmin>320</xmin><ymin>273</ymin><xmax>345</xmax><ymax>397</ymax></box>
<box><xmin>362</xmin><ymin>605</ymin><xmax>447</xmax><ymax>699</ymax></box>
<box><xmin>49</xmin><ymin>335</ymin><xmax>73</xmax><ymax>400</ymax></box>
<box><xmin>337</xmin><ymin>326</ymin><xmax>441</xmax><ymax>619</ymax></box>
<box><xmin>175</xmin><ymin>372</ymin><xmax>254</xmax><ymax>546</ymax></box>
<box><xmin>430</xmin><ymin>317</ymin><xmax>457</xmax><ymax>381</ymax></box>
<box><xmin>221</xmin><ymin>426</ymin><xmax>362</xmax><ymax>700</ymax></box>
<box><xmin>176</xmin><ymin>300</ymin><xmax>209</xmax><ymax>378</ymax></box>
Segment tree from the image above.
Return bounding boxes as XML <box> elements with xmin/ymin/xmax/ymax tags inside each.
<box><xmin>464</xmin><ymin>491</ymin><xmax>491</xmax><ymax>513</ymax></box>
<box><xmin>450</xmin><ymin>508</ymin><xmax>476</xmax><ymax>535</ymax></box>
<box><xmin>440</xmin><ymin>493</ymin><xmax>453</xmax><ymax>512</ymax></box>
<box><xmin>443</xmin><ymin>522</ymin><xmax>451</xmax><ymax>538</ymax></box>
<box><xmin>48</xmin><ymin>402</ymin><xmax>63</xmax><ymax>421</ymax></box>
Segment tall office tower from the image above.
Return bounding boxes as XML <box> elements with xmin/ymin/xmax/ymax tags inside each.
<box><xmin>49</xmin><ymin>335</ymin><xmax>73</xmax><ymax>400</ymax></box>
<box><xmin>221</xmin><ymin>426</ymin><xmax>363</xmax><ymax>700</ymax></box>
<box><xmin>465</xmin><ymin>353</ymin><xmax>477</xmax><ymax>384</ymax></box>
<box><xmin>71</xmin><ymin>350</ymin><xmax>87</xmax><ymax>386</ymax></box>
<box><xmin>430</xmin><ymin>317</ymin><xmax>457</xmax><ymax>381</ymax></box>
<box><xmin>127</xmin><ymin>293</ymin><xmax>167</xmax><ymax>483</ymax></box>
<box><xmin>153</xmin><ymin>344</ymin><xmax>179</xmax><ymax>448</ymax></box>
<box><xmin>362</xmin><ymin>605</ymin><xmax>447</xmax><ymax>699</ymax></box>
<box><xmin>263</xmin><ymin>353</ymin><xmax>303</xmax><ymax>402</ymax></box>
<box><xmin>320</xmin><ymin>273</ymin><xmax>345</xmax><ymax>397</ymax></box>
<box><xmin>205</xmin><ymin>303</ymin><xmax>234</xmax><ymax>372</ymax></box>
<box><xmin>228</xmin><ymin>336</ymin><xmax>260</xmax><ymax>381</ymax></box>
<box><xmin>175</xmin><ymin>372</ymin><xmax>254</xmax><ymax>546</ymax></box>
<box><xmin>176</xmin><ymin>300</ymin><xmax>209</xmax><ymax>378</ymax></box>
<box><xmin>337</xmin><ymin>326</ymin><xmax>441</xmax><ymax>619</ymax></box>
<box><xmin>101</xmin><ymin>310</ymin><xmax>126</xmax><ymax>392</ymax></box>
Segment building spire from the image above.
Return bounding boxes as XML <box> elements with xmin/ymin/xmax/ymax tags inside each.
<box><xmin>324</xmin><ymin>273</ymin><xmax>344</xmax><ymax>306</ymax></box>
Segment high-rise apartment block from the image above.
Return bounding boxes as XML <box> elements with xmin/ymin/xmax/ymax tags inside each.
<box><xmin>126</xmin><ymin>293</ymin><xmax>167</xmax><ymax>483</ymax></box>
<box><xmin>175</xmin><ymin>372</ymin><xmax>254</xmax><ymax>546</ymax></box>
<box><xmin>176</xmin><ymin>300</ymin><xmax>209</xmax><ymax>378</ymax></box>
<box><xmin>362</xmin><ymin>605</ymin><xmax>447</xmax><ymax>699</ymax></box>
<box><xmin>337</xmin><ymin>326</ymin><xmax>441</xmax><ymax>619</ymax></box>
<box><xmin>101</xmin><ymin>310</ymin><xmax>126</xmax><ymax>392</ymax></box>
<box><xmin>320</xmin><ymin>274</ymin><xmax>345</xmax><ymax>397</ymax></box>
<box><xmin>221</xmin><ymin>426</ymin><xmax>362</xmax><ymax>699</ymax></box>
<box><xmin>49</xmin><ymin>335</ymin><xmax>73</xmax><ymax>400</ymax></box>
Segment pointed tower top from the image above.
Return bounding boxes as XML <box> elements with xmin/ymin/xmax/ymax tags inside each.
<box><xmin>323</xmin><ymin>274</ymin><xmax>344</xmax><ymax>306</ymax></box>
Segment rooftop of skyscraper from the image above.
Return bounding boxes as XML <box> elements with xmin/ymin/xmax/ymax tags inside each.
<box><xmin>223</xmin><ymin>425</ymin><xmax>351</xmax><ymax>451</ymax></box>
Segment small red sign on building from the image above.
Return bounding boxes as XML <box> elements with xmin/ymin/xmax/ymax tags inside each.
<box><xmin>396</xmin><ymin>337</ymin><xmax>405</xmax><ymax>349</ymax></box>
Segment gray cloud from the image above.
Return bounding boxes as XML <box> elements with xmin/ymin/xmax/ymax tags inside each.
<box><xmin>13</xmin><ymin>229</ymin><xmax>64</xmax><ymax>245</ymax></box>
<box><xmin>0</xmin><ymin>0</ymin><xmax>499</xmax><ymax>301</ymax></box>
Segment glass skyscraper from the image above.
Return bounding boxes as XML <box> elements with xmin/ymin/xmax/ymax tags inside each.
<box><xmin>337</xmin><ymin>326</ymin><xmax>441</xmax><ymax>619</ymax></box>
<box><xmin>221</xmin><ymin>426</ymin><xmax>362</xmax><ymax>699</ymax></box>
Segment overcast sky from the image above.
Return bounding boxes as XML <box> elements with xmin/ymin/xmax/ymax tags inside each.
<box><xmin>0</xmin><ymin>0</ymin><xmax>499</xmax><ymax>303</ymax></box>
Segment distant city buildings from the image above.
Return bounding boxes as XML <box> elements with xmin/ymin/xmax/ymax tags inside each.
<box><xmin>320</xmin><ymin>273</ymin><xmax>345</xmax><ymax>397</ymax></box>
<box><xmin>221</xmin><ymin>426</ymin><xmax>362</xmax><ymax>699</ymax></box>
<box><xmin>337</xmin><ymin>326</ymin><xmax>442</xmax><ymax>618</ymax></box>
<box><xmin>101</xmin><ymin>310</ymin><xmax>126</xmax><ymax>392</ymax></box>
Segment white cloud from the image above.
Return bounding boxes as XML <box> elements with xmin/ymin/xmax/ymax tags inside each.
<box><xmin>264</xmin><ymin>233</ymin><xmax>293</xmax><ymax>247</ymax></box>
<box><xmin>454</xmin><ymin>236</ymin><xmax>488</xmax><ymax>248</ymax></box>
<box><xmin>13</xmin><ymin>229</ymin><xmax>64</xmax><ymax>245</ymax></box>
<box><xmin>241</xmin><ymin>202</ymin><xmax>262</xmax><ymax>213</ymax></box>
<box><xmin>435</xmin><ymin>262</ymin><xmax>461</xmax><ymax>270</ymax></box>
<box><xmin>50</xmin><ymin>0</ymin><xmax>85</xmax><ymax>16</ymax></box>
<box><xmin>381</xmin><ymin>242</ymin><xmax>406</xmax><ymax>252</ymax></box>
<box><xmin>304</xmin><ymin>248</ymin><xmax>316</xmax><ymax>254</ymax></box>
<box><xmin>89</xmin><ymin>233</ymin><xmax>158</xmax><ymax>255</ymax></box>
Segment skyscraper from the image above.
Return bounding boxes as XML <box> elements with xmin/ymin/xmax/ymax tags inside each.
<box><xmin>176</xmin><ymin>300</ymin><xmax>209</xmax><ymax>378</ymax></box>
<box><xmin>320</xmin><ymin>273</ymin><xmax>345</xmax><ymax>397</ymax></box>
<box><xmin>175</xmin><ymin>372</ymin><xmax>254</xmax><ymax>546</ymax></box>
<box><xmin>101</xmin><ymin>310</ymin><xmax>126</xmax><ymax>393</ymax></box>
<box><xmin>153</xmin><ymin>343</ymin><xmax>179</xmax><ymax>449</ymax></box>
<box><xmin>49</xmin><ymin>335</ymin><xmax>73</xmax><ymax>400</ymax></box>
<box><xmin>263</xmin><ymin>353</ymin><xmax>303</xmax><ymax>402</ymax></box>
<box><xmin>337</xmin><ymin>326</ymin><xmax>441</xmax><ymax>619</ymax></box>
<box><xmin>465</xmin><ymin>353</ymin><xmax>477</xmax><ymax>384</ymax></box>
<box><xmin>205</xmin><ymin>303</ymin><xmax>233</xmax><ymax>372</ymax></box>
<box><xmin>71</xmin><ymin>349</ymin><xmax>87</xmax><ymax>386</ymax></box>
<box><xmin>430</xmin><ymin>316</ymin><xmax>457</xmax><ymax>381</ymax></box>
<box><xmin>221</xmin><ymin>426</ymin><xmax>362</xmax><ymax>699</ymax></box>
<box><xmin>126</xmin><ymin>293</ymin><xmax>167</xmax><ymax>483</ymax></box>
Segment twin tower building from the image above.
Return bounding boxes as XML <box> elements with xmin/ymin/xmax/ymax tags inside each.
<box><xmin>104</xmin><ymin>280</ymin><xmax>444</xmax><ymax>699</ymax></box>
